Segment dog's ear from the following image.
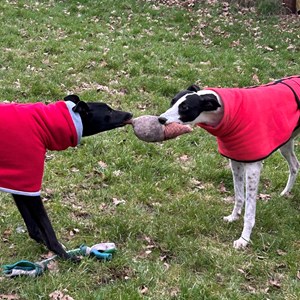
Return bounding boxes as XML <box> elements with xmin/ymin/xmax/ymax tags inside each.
<box><xmin>187</xmin><ymin>84</ymin><xmax>201</xmax><ymax>92</ymax></box>
<box><xmin>200</xmin><ymin>94</ymin><xmax>221</xmax><ymax>111</ymax></box>
<box><xmin>72</xmin><ymin>101</ymin><xmax>90</xmax><ymax>114</ymax></box>
<box><xmin>64</xmin><ymin>94</ymin><xmax>81</xmax><ymax>104</ymax></box>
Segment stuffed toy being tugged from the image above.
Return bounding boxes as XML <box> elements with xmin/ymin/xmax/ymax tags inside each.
<box><xmin>127</xmin><ymin>115</ymin><xmax>192</xmax><ymax>142</ymax></box>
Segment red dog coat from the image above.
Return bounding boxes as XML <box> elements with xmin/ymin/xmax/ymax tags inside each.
<box><xmin>0</xmin><ymin>101</ymin><xmax>82</xmax><ymax>196</ymax></box>
<box><xmin>198</xmin><ymin>76</ymin><xmax>300</xmax><ymax>162</ymax></box>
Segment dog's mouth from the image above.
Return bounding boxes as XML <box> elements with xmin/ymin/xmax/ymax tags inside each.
<box><xmin>115</xmin><ymin>115</ymin><xmax>133</xmax><ymax>128</ymax></box>
<box><xmin>124</xmin><ymin>119</ymin><xmax>133</xmax><ymax>125</ymax></box>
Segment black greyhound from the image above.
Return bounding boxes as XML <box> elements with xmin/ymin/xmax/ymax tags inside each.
<box><xmin>0</xmin><ymin>95</ymin><xmax>132</xmax><ymax>260</ymax></box>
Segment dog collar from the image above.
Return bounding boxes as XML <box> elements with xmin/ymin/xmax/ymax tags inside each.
<box><xmin>65</xmin><ymin>101</ymin><xmax>83</xmax><ymax>145</ymax></box>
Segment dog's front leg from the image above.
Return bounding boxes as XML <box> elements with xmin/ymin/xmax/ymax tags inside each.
<box><xmin>233</xmin><ymin>161</ymin><xmax>262</xmax><ymax>249</ymax></box>
<box><xmin>13</xmin><ymin>194</ymin><xmax>77</xmax><ymax>260</ymax></box>
<box><xmin>13</xmin><ymin>194</ymin><xmax>45</xmax><ymax>244</ymax></box>
<box><xmin>224</xmin><ymin>160</ymin><xmax>245</xmax><ymax>222</ymax></box>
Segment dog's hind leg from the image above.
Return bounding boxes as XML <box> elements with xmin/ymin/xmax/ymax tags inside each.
<box><xmin>233</xmin><ymin>161</ymin><xmax>262</xmax><ymax>249</ymax></box>
<box><xmin>279</xmin><ymin>138</ymin><xmax>299</xmax><ymax>196</ymax></box>
<box><xmin>223</xmin><ymin>160</ymin><xmax>245</xmax><ymax>222</ymax></box>
<box><xmin>13</xmin><ymin>194</ymin><xmax>75</xmax><ymax>260</ymax></box>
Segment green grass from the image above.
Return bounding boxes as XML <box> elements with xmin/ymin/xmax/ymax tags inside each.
<box><xmin>0</xmin><ymin>0</ymin><xmax>300</xmax><ymax>299</ymax></box>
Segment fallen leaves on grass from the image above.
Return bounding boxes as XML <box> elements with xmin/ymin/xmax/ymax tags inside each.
<box><xmin>70</xmin><ymin>82</ymin><xmax>127</xmax><ymax>96</ymax></box>
<box><xmin>97</xmin><ymin>266</ymin><xmax>135</xmax><ymax>285</ymax></box>
<box><xmin>146</xmin><ymin>0</ymin><xmax>199</xmax><ymax>9</ymax></box>
<box><xmin>135</xmin><ymin>235</ymin><xmax>173</xmax><ymax>262</ymax></box>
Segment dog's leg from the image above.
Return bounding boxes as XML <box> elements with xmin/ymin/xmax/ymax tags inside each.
<box><xmin>223</xmin><ymin>160</ymin><xmax>245</xmax><ymax>222</ymax></box>
<box><xmin>13</xmin><ymin>195</ymin><xmax>45</xmax><ymax>244</ymax></box>
<box><xmin>13</xmin><ymin>194</ymin><xmax>75</xmax><ymax>260</ymax></box>
<box><xmin>233</xmin><ymin>161</ymin><xmax>262</xmax><ymax>249</ymax></box>
<box><xmin>279</xmin><ymin>139</ymin><xmax>299</xmax><ymax>196</ymax></box>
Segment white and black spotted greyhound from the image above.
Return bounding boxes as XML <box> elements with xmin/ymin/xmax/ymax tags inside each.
<box><xmin>159</xmin><ymin>76</ymin><xmax>300</xmax><ymax>249</ymax></box>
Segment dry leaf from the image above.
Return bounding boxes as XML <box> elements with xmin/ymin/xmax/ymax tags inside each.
<box><xmin>113</xmin><ymin>170</ymin><xmax>122</xmax><ymax>177</ymax></box>
<box><xmin>112</xmin><ymin>198</ymin><xmax>126</xmax><ymax>206</ymax></box>
<box><xmin>269</xmin><ymin>278</ymin><xmax>281</xmax><ymax>289</ymax></box>
<box><xmin>219</xmin><ymin>182</ymin><xmax>229</xmax><ymax>193</ymax></box>
<box><xmin>139</xmin><ymin>285</ymin><xmax>149</xmax><ymax>295</ymax></box>
<box><xmin>178</xmin><ymin>154</ymin><xmax>189</xmax><ymax>162</ymax></box>
<box><xmin>287</xmin><ymin>44</ymin><xmax>296</xmax><ymax>51</ymax></box>
<box><xmin>259</xmin><ymin>193</ymin><xmax>271</xmax><ymax>201</ymax></box>
<box><xmin>0</xmin><ymin>295</ymin><xmax>20</xmax><ymax>300</ymax></box>
<box><xmin>276</xmin><ymin>249</ymin><xmax>287</xmax><ymax>256</ymax></box>
<box><xmin>252</xmin><ymin>74</ymin><xmax>260</xmax><ymax>84</ymax></box>
<box><xmin>222</xmin><ymin>196</ymin><xmax>235</xmax><ymax>203</ymax></box>
<box><xmin>41</xmin><ymin>251</ymin><xmax>55</xmax><ymax>260</ymax></box>
<box><xmin>231</xmin><ymin>40</ymin><xmax>240</xmax><ymax>47</ymax></box>
<box><xmin>190</xmin><ymin>178</ymin><xmax>205</xmax><ymax>189</ymax></box>
<box><xmin>98</xmin><ymin>161</ymin><xmax>107</xmax><ymax>169</ymax></box>
<box><xmin>143</xmin><ymin>236</ymin><xmax>152</xmax><ymax>244</ymax></box>
<box><xmin>49</xmin><ymin>290</ymin><xmax>74</xmax><ymax>300</ymax></box>
<box><xmin>264</xmin><ymin>46</ymin><xmax>274</xmax><ymax>51</ymax></box>
<box><xmin>3</xmin><ymin>228</ymin><xmax>12</xmax><ymax>239</ymax></box>
<box><xmin>47</xmin><ymin>260</ymin><xmax>60</xmax><ymax>274</ymax></box>
<box><xmin>69</xmin><ymin>228</ymin><xmax>80</xmax><ymax>236</ymax></box>
<box><xmin>170</xmin><ymin>287</ymin><xmax>180</xmax><ymax>297</ymax></box>
<box><xmin>199</xmin><ymin>60</ymin><xmax>211</xmax><ymax>65</ymax></box>
<box><xmin>99</xmin><ymin>202</ymin><xmax>108</xmax><ymax>211</ymax></box>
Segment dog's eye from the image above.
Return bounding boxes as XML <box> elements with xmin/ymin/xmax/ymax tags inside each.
<box><xmin>180</xmin><ymin>103</ymin><xmax>189</xmax><ymax>112</ymax></box>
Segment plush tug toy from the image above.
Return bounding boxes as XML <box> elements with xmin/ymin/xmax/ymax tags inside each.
<box><xmin>128</xmin><ymin>115</ymin><xmax>192</xmax><ymax>142</ymax></box>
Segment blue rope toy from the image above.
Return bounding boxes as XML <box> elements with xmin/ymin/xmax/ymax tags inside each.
<box><xmin>2</xmin><ymin>242</ymin><xmax>116</xmax><ymax>278</ymax></box>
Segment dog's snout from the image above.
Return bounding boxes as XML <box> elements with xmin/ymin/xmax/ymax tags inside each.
<box><xmin>158</xmin><ymin>117</ymin><xmax>167</xmax><ymax>124</ymax></box>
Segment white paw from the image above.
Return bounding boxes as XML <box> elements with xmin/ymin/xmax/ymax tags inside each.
<box><xmin>233</xmin><ymin>237</ymin><xmax>248</xmax><ymax>249</ymax></box>
<box><xmin>280</xmin><ymin>189</ymin><xmax>290</xmax><ymax>197</ymax></box>
<box><xmin>223</xmin><ymin>214</ymin><xmax>239</xmax><ymax>223</ymax></box>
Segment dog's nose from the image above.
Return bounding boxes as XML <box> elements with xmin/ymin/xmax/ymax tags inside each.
<box><xmin>158</xmin><ymin>117</ymin><xmax>167</xmax><ymax>124</ymax></box>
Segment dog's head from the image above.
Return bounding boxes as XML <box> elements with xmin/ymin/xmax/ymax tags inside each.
<box><xmin>64</xmin><ymin>95</ymin><xmax>132</xmax><ymax>136</ymax></box>
<box><xmin>159</xmin><ymin>85</ymin><xmax>221</xmax><ymax>126</ymax></box>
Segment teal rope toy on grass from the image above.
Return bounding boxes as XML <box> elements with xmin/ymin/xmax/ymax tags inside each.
<box><xmin>2</xmin><ymin>242</ymin><xmax>116</xmax><ymax>278</ymax></box>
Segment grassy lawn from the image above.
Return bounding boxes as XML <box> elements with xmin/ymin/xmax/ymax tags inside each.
<box><xmin>0</xmin><ymin>0</ymin><xmax>300</xmax><ymax>299</ymax></box>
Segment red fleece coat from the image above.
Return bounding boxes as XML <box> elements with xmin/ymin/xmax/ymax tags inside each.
<box><xmin>0</xmin><ymin>101</ymin><xmax>78</xmax><ymax>196</ymax></box>
<box><xmin>198</xmin><ymin>76</ymin><xmax>300</xmax><ymax>162</ymax></box>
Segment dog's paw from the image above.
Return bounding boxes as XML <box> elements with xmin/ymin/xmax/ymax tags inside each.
<box><xmin>280</xmin><ymin>189</ymin><xmax>290</xmax><ymax>197</ymax></box>
<box><xmin>233</xmin><ymin>237</ymin><xmax>248</xmax><ymax>249</ymax></box>
<box><xmin>69</xmin><ymin>255</ymin><xmax>82</xmax><ymax>263</ymax></box>
<box><xmin>223</xmin><ymin>214</ymin><xmax>239</xmax><ymax>222</ymax></box>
